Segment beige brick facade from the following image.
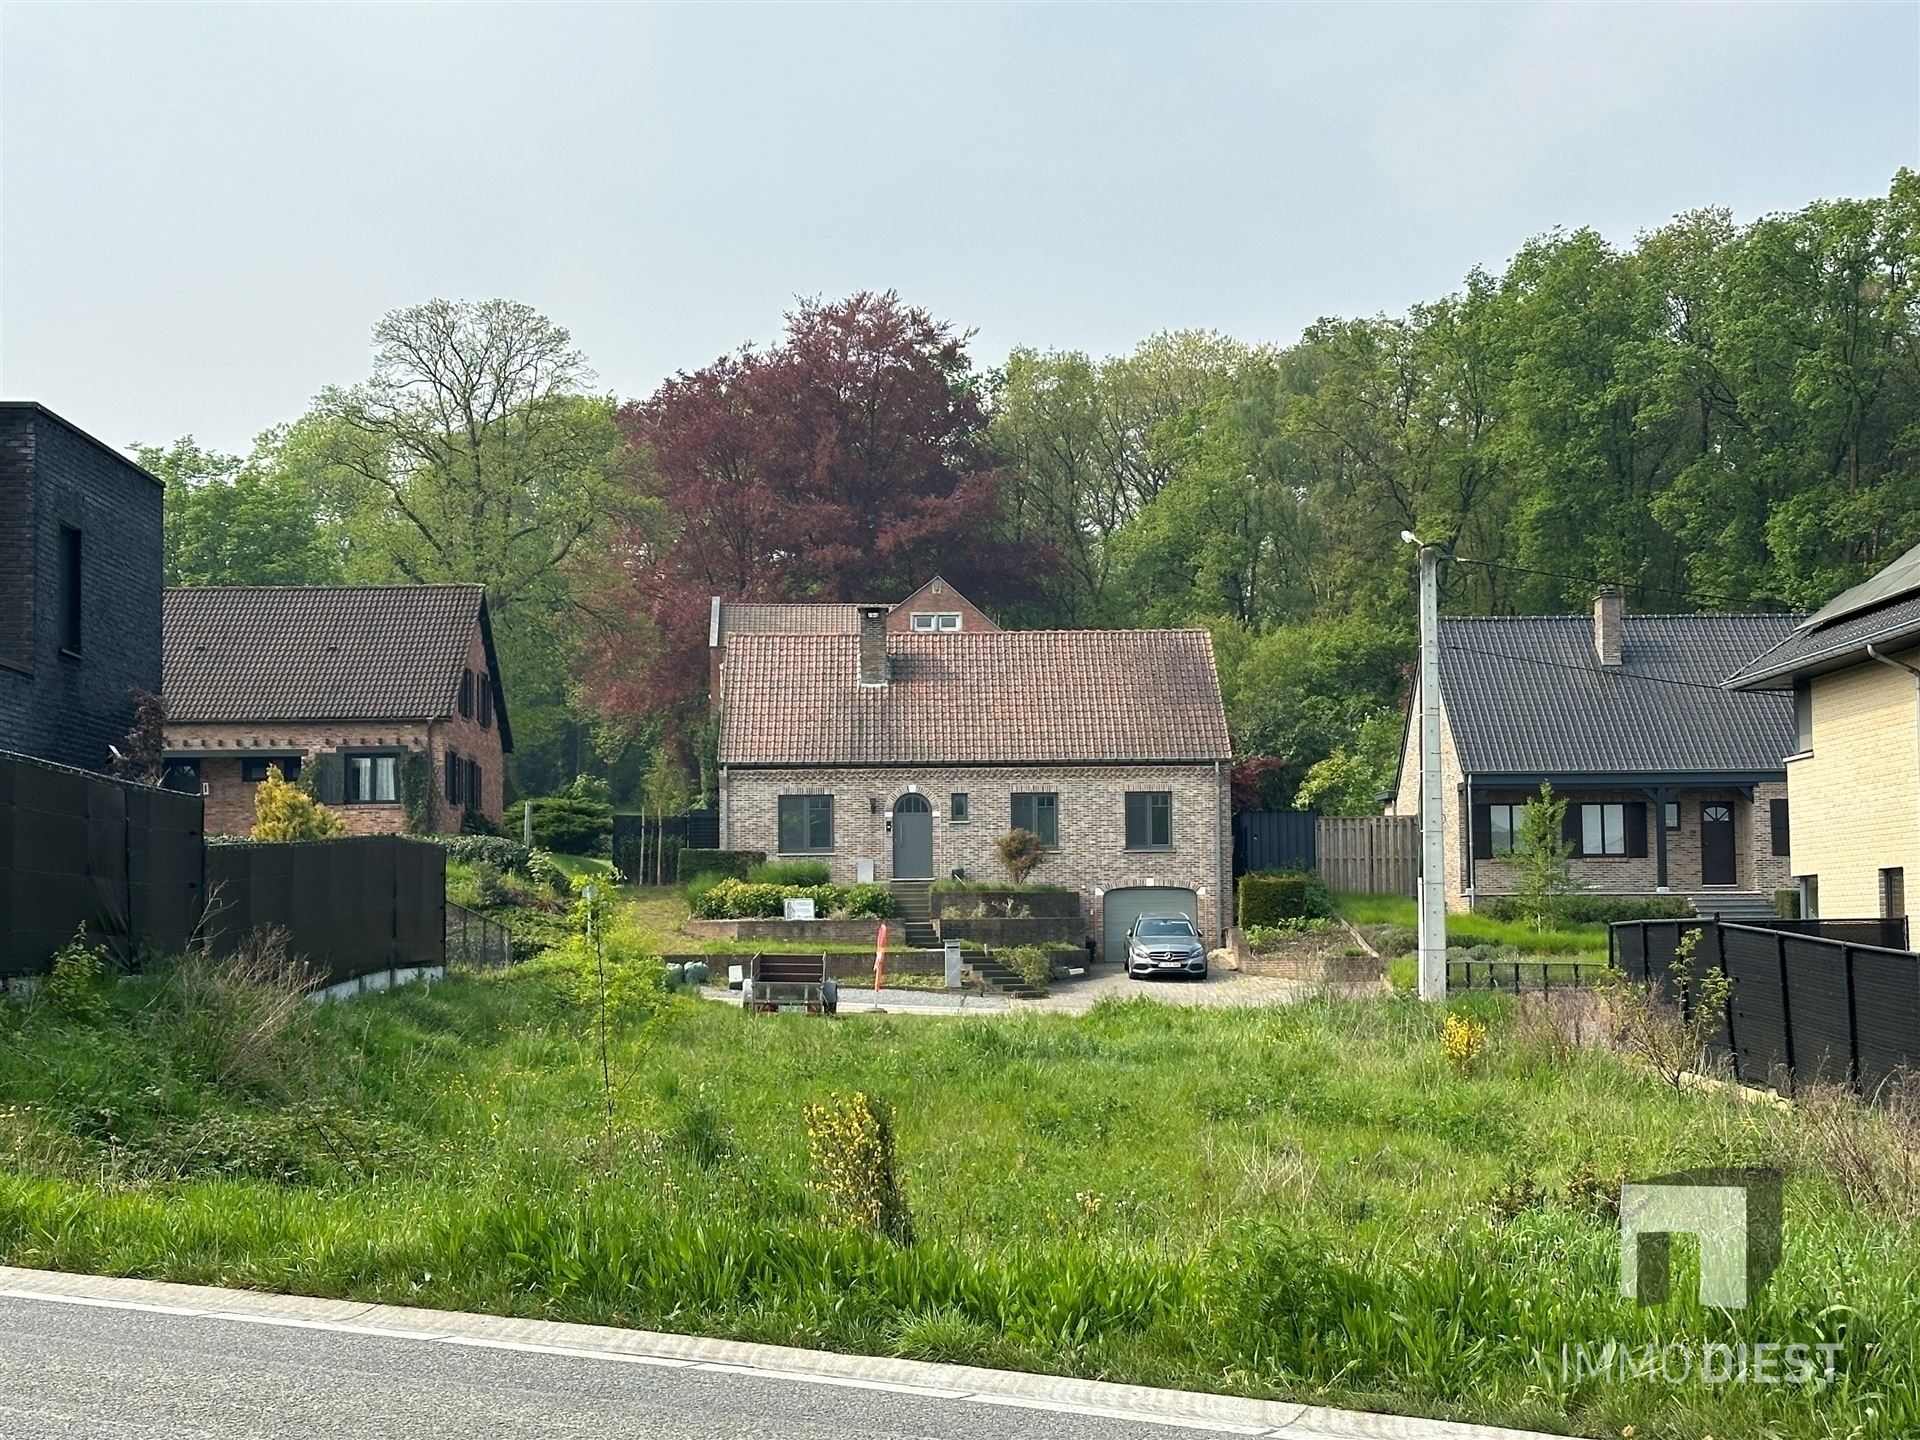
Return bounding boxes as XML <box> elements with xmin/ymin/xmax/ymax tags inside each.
<box><xmin>1390</xmin><ymin>690</ymin><xmax>1790</xmax><ymax>910</ymax></box>
<box><xmin>1787</xmin><ymin>650</ymin><xmax>1920</xmax><ymax>917</ymax></box>
<box><xmin>721</xmin><ymin>763</ymin><xmax>1233</xmax><ymax>944</ymax></box>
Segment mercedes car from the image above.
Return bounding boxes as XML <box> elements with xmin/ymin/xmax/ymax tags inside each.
<box><xmin>1124</xmin><ymin>913</ymin><xmax>1208</xmax><ymax>980</ymax></box>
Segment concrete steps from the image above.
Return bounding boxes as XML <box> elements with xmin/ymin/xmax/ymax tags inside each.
<box><xmin>888</xmin><ymin>879</ymin><xmax>940</xmax><ymax>948</ymax></box>
<box><xmin>1689</xmin><ymin>891</ymin><xmax>1779</xmax><ymax>923</ymax></box>
<box><xmin>971</xmin><ymin>950</ymin><xmax>1042</xmax><ymax>999</ymax></box>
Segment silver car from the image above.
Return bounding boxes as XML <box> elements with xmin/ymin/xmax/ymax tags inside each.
<box><xmin>1125</xmin><ymin>914</ymin><xmax>1208</xmax><ymax>980</ymax></box>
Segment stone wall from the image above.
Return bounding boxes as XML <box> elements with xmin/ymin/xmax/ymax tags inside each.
<box><xmin>722</xmin><ymin>762</ymin><xmax>1232</xmax><ymax>940</ymax></box>
<box><xmin>0</xmin><ymin>407</ymin><xmax>163</xmax><ymax>772</ymax></box>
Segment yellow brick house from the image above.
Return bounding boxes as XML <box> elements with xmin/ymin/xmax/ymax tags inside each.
<box><xmin>1728</xmin><ymin>543</ymin><xmax>1920</xmax><ymax>920</ymax></box>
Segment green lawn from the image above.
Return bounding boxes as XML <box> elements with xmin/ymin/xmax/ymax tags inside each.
<box><xmin>0</xmin><ymin>944</ymin><xmax>1913</xmax><ymax>1439</ymax></box>
<box><xmin>1336</xmin><ymin>892</ymin><xmax>1610</xmax><ymax>957</ymax></box>
<box><xmin>546</xmin><ymin>852</ymin><xmax>619</xmax><ymax>884</ymax></box>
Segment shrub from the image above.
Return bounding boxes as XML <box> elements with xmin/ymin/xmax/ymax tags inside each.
<box><xmin>1243</xmin><ymin>918</ymin><xmax>1334</xmax><ymax>948</ymax></box>
<box><xmin>1775</xmin><ymin>889</ymin><xmax>1801</xmax><ymax>919</ymax></box>
<box><xmin>471</xmin><ymin>862</ymin><xmax>509</xmax><ymax>909</ymax></box>
<box><xmin>803</xmin><ymin>1091</ymin><xmax>914</xmax><ymax>1245</ymax></box>
<box><xmin>1479</xmin><ymin>894</ymin><xmax>1690</xmax><ymax>925</ymax></box>
<box><xmin>677</xmin><ymin>849</ymin><xmax>765</xmax><ymax>883</ymax></box>
<box><xmin>839</xmin><ymin>884</ymin><xmax>896</xmax><ymax>919</ymax></box>
<box><xmin>1372</xmin><ymin>924</ymin><xmax>1418</xmax><ymax>958</ymax></box>
<box><xmin>508</xmin><ymin>791</ymin><xmax>613</xmax><ymax>856</ymax></box>
<box><xmin>1000</xmin><ymin>944</ymin><xmax>1055</xmax><ymax>995</ymax></box>
<box><xmin>1238</xmin><ymin>870</ymin><xmax>1331</xmax><ymax>926</ymax></box>
<box><xmin>525</xmin><ymin>850</ymin><xmax>570</xmax><ymax>896</ymax></box>
<box><xmin>251</xmin><ymin>767</ymin><xmax>346</xmax><ymax>841</ymax></box>
<box><xmin>1440</xmin><ymin>1011</ymin><xmax>1488</xmax><ymax>1071</ymax></box>
<box><xmin>438</xmin><ymin>834</ymin><xmax>534</xmax><ymax>875</ymax></box>
<box><xmin>42</xmin><ymin>928</ymin><xmax>112</xmax><ymax>1023</ymax></box>
<box><xmin>995</xmin><ymin>828</ymin><xmax>1046</xmax><ymax>884</ymax></box>
<box><xmin>748</xmin><ymin>859</ymin><xmax>831</xmax><ymax>886</ymax></box>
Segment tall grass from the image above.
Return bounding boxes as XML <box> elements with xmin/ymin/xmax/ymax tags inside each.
<box><xmin>0</xmin><ymin>953</ymin><xmax>1914</xmax><ymax>1438</ymax></box>
<box><xmin>1336</xmin><ymin>892</ymin><xmax>1608</xmax><ymax>956</ymax></box>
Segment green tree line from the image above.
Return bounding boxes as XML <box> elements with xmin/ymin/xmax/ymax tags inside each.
<box><xmin>144</xmin><ymin>173</ymin><xmax>1919</xmax><ymax>809</ymax></box>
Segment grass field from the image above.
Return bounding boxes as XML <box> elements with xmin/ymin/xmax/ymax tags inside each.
<box><xmin>1337</xmin><ymin>892</ymin><xmax>1610</xmax><ymax>957</ymax></box>
<box><xmin>1</xmin><ymin>938</ymin><xmax>1914</xmax><ymax>1439</ymax></box>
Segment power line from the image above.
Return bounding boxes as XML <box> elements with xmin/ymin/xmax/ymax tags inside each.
<box><xmin>1450</xmin><ymin>554</ymin><xmax>1787</xmax><ymax>612</ymax></box>
<box><xmin>1440</xmin><ymin>641</ymin><xmax>1754</xmax><ymax>696</ymax></box>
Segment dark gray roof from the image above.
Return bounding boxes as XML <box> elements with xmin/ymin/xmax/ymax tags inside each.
<box><xmin>1728</xmin><ymin>574</ymin><xmax>1920</xmax><ymax>691</ymax></box>
<box><xmin>1440</xmin><ymin>612</ymin><xmax>1799</xmax><ymax>779</ymax></box>
<box><xmin>163</xmin><ymin>585</ymin><xmax>511</xmax><ymax>748</ymax></box>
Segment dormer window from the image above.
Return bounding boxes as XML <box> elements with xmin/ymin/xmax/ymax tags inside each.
<box><xmin>910</xmin><ymin>612</ymin><xmax>961</xmax><ymax>632</ymax></box>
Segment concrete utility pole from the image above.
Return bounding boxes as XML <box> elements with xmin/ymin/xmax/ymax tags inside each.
<box><xmin>1406</xmin><ymin>532</ymin><xmax>1448</xmax><ymax>1002</ymax></box>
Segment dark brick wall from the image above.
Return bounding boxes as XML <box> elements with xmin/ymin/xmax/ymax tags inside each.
<box><xmin>0</xmin><ymin>406</ymin><xmax>164</xmax><ymax>772</ymax></box>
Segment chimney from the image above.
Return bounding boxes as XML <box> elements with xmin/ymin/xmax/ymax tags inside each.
<box><xmin>858</xmin><ymin>604</ymin><xmax>889</xmax><ymax>686</ymax></box>
<box><xmin>1594</xmin><ymin>588</ymin><xmax>1624</xmax><ymax>666</ymax></box>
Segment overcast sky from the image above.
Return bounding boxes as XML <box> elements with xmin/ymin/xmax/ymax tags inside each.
<box><xmin>3</xmin><ymin>2</ymin><xmax>1916</xmax><ymax>456</ymax></box>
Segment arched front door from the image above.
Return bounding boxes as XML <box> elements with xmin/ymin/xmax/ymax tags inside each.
<box><xmin>892</xmin><ymin>794</ymin><xmax>934</xmax><ymax>880</ymax></box>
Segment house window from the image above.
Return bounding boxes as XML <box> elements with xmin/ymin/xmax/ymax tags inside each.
<box><xmin>1011</xmin><ymin>791</ymin><xmax>1058</xmax><ymax>849</ymax></box>
<box><xmin>1487</xmin><ymin>803</ymin><xmax>1524</xmax><ymax>856</ymax></box>
<box><xmin>163</xmin><ymin>759</ymin><xmax>201</xmax><ymax>795</ymax></box>
<box><xmin>468</xmin><ymin>758</ymin><xmax>482</xmax><ymax>810</ymax></box>
<box><xmin>778</xmin><ymin>794</ymin><xmax>834</xmax><ymax>853</ymax></box>
<box><xmin>1579</xmin><ymin>803</ymin><xmax>1628</xmax><ymax>857</ymax></box>
<box><xmin>446</xmin><ymin>750</ymin><xmax>463</xmax><ymax>806</ymax></box>
<box><xmin>1799</xmin><ymin>874</ymin><xmax>1820</xmax><ymax>920</ymax></box>
<box><xmin>478</xmin><ymin>673</ymin><xmax>493</xmax><ymax>729</ymax></box>
<box><xmin>242</xmin><ymin>758</ymin><xmax>300</xmax><ymax>784</ymax></box>
<box><xmin>1882</xmin><ymin>867</ymin><xmax>1905</xmax><ymax>920</ymax></box>
<box><xmin>57</xmin><ymin>525</ymin><xmax>82</xmax><ymax>655</ymax></box>
<box><xmin>949</xmin><ymin>792</ymin><xmax>970</xmax><ymax>824</ymax></box>
<box><xmin>1124</xmin><ymin>790</ymin><xmax>1172</xmax><ymax>849</ymax></box>
<box><xmin>459</xmin><ymin>669</ymin><xmax>475</xmax><ymax>718</ymax></box>
<box><xmin>1665</xmin><ymin>802</ymin><xmax>1681</xmax><ymax>832</ymax></box>
<box><xmin>344</xmin><ymin>753</ymin><xmax>398</xmax><ymax>804</ymax></box>
<box><xmin>1769</xmin><ymin>798</ymin><xmax>1790</xmax><ymax>857</ymax></box>
<box><xmin>1793</xmin><ymin>679</ymin><xmax>1813</xmax><ymax>753</ymax></box>
<box><xmin>910</xmin><ymin>612</ymin><xmax>962</xmax><ymax>632</ymax></box>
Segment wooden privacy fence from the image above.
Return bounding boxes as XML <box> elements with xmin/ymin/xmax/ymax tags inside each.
<box><xmin>1613</xmin><ymin>918</ymin><xmax>1920</xmax><ymax>1098</ymax></box>
<box><xmin>1315</xmin><ymin>815</ymin><xmax>1418</xmax><ymax>895</ymax></box>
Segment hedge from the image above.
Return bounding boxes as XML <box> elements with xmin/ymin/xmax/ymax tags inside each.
<box><xmin>678</xmin><ymin>849</ymin><xmax>765</xmax><ymax>883</ymax></box>
<box><xmin>507</xmin><ymin>794</ymin><xmax>613</xmax><ymax>856</ymax></box>
<box><xmin>690</xmin><ymin>877</ymin><xmax>895</xmax><ymax>920</ymax></box>
<box><xmin>1238</xmin><ymin>869</ymin><xmax>1333</xmax><ymax>927</ymax></box>
<box><xmin>1478</xmin><ymin>894</ymin><xmax>1693</xmax><ymax>925</ymax></box>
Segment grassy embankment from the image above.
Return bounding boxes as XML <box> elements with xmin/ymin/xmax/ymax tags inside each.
<box><xmin>0</xmin><ymin>937</ymin><xmax>1914</xmax><ymax>1440</ymax></box>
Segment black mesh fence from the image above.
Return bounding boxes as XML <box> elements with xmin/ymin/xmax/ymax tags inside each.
<box><xmin>0</xmin><ymin>750</ymin><xmax>204</xmax><ymax>972</ymax></box>
<box><xmin>1614</xmin><ymin>917</ymin><xmax>1920</xmax><ymax>1097</ymax></box>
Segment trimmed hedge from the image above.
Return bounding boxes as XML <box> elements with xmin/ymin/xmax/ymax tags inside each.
<box><xmin>438</xmin><ymin>834</ymin><xmax>535</xmax><ymax>876</ymax></box>
<box><xmin>1478</xmin><ymin>894</ymin><xmax>1692</xmax><ymax>925</ymax></box>
<box><xmin>1238</xmin><ymin>869</ymin><xmax>1333</xmax><ymax>927</ymax></box>
<box><xmin>677</xmin><ymin>849</ymin><xmax>765</xmax><ymax>883</ymax></box>
<box><xmin>690</xmin><ymin>877</ymin><xmax>895</xmax><ymax>921</ymax></box>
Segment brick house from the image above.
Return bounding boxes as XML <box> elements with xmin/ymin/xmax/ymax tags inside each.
<box><xmin>0</xmin><ymin>402</ymin><xmax>164</xmax><ymax>771</ymax></box>
<box><xmin>716</xmin><ymin>601</ymin><xmax>1233</xmax><ymax>955</ymax></box>
<box><xmin>1390</xmin><ymin>592</ymin><xmax>1801</xmax><ymax>914</ymax></box>
<box><xmin>161</xmin><ymin>585</ymin><xmax>512</xmax><ymax>837</ymax></box>
<box><xmin>1728</xmin><ymin>541</ymin><xmax>1920</xmax><ymax>920</ymax></box>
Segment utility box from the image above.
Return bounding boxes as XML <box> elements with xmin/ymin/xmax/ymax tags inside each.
<box><xmin>943</xmin><ymin>942</ymin><xmax>963</xmax><ymax>989</ymax></box>
<box><xmin>856</xmin><ymin>857</ymin><xmax>875</xmax><ymax>883</ymax></box>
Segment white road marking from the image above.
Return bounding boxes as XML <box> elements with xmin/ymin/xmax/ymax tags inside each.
<box><xmin>0</xmin><ymin>1286</ymin><xmax>1278</xmax><ymax>1435</ymax></box>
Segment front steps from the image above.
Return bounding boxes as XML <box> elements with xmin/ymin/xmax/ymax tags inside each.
<box><xmin>888</xmin><ymin>879</ymin><xmax>940</xmax><ymax>948</ymax></box>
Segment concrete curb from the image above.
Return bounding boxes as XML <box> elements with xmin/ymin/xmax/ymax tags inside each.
<box><xmin>0</xmin><ymin>1265</ymin><xmax>1570</xmax><ymax>1439</ymax></box>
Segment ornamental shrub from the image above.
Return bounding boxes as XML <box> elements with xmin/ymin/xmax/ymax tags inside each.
<box><xmin>508</xmin><ymin>791</ymin><xmax>613</xmax><ymax>856</ymax></box>
<box><xmin>996</xmin><ymin>828</ymin><xmax>1046</xmax><ymax>884</ymax></box>
<box><xmin>1237</xmin><ymin>870</ymin><xmax>1331</xmax><ymax>927</ymax></box>
<box><xmin>439</xmin><ymin>835</ymin><xmax>534</xmax><ymax>875</ymax></box>
<box><xmin>839</xmin><ymin>884</ymin><xmax>896</xmax><ymax>919</ymax></box>
<box><xmin>251</xmin><ymin>767</ymin><xmax>346</xmax><ymax>842</ymax></box>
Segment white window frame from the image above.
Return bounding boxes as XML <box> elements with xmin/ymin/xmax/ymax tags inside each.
<box><xmin>910</xmin><ymin>611</ymin><xmax>962</xmax><ymax>632</ymax></box>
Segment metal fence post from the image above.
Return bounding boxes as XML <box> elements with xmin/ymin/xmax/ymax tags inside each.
<box><xmin>1843</xmin><ymin>944</ymin><xmax>1861</xmax><ymax>1093</ymax></box>
<box><xmin>1776</xmin><ymin>928</ymin><xmax>1797</xmax><ymax>1087</ymax></box>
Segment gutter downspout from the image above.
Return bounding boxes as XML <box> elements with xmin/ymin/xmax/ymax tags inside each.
<box><xmin>1865</xmin><ymin>644</ymin><xmax>1920</xmax><ymax>918</ymax></box>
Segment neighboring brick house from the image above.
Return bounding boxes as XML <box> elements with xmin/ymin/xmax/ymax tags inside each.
<box><xmin>717</xmin><ymin>604</ymin><xmax>1233</xmax><ymax>954</ymax></box>
<box><xmin>1389</xmin><ymin>592</ymin><xmax>1801</xmax><ymax>913</ymax></box>
<box><xmin>0</xmin><ymin>402</ymin><xmax>165</xmax><ymax>771</ymax></box>
<box><xmin>1728</xmin><ymin>541</ymin><xmax>1920</xmax><ymax>921</ymax></box>
<box><xmin>161</xmin><ymin>585</ymin><xmax>512</xmax><ymax>837</ymax></box>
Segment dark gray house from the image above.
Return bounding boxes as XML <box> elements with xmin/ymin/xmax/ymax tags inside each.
<box><xmin>1388</xmin><ymin>592</ymin><xmax>1802</xmax><ymax>911</ymax></box>
<box><xmin>0</xmin><ymin>403</ymin><xmax>165</xmax><ymax>771</ymax></box>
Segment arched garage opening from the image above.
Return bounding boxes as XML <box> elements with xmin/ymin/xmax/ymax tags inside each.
<box><xmin>1100</xmin><ymin>886</ymin><xmax>1198</xmax><ymax>963</ymax></box>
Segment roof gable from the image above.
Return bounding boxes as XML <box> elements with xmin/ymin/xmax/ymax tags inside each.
<box><xmin>1439</xmin><ymin>612</ymin><xmax>1799</xmax><ymax>777</ymax></box>
<box><xmin>163</xmin><ymin>585</ymin><xmax>510</xmax><ymax>747</ymax></box>
<box><xmin>719</xmin><ymin>629</ymin><xmax>1230</xmax><ymax>766</ymax></box>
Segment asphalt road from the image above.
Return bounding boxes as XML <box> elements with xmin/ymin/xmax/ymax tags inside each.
<box><xmin>0</xmin><ymin>1269</ymin><xmax>1555</xmax><ymax>1440</ymax></box>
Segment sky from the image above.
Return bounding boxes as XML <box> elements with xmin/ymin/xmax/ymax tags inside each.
<box><xmin>2</xmin><ymin>2</ymin><xmax>1916</xmax><ymax>457</ymax></box>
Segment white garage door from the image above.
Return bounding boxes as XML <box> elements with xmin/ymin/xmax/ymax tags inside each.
<box><xmin>1101</xmin><ymin>886</ymin><xmax>1199</xmax><ymax>962</ymax></box>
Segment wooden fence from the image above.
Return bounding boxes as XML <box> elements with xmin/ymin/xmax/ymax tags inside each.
<box><xmin>1315</xmin><ymin>815</ymin><xmax>1418</xmax><ymax>895</ymax></box>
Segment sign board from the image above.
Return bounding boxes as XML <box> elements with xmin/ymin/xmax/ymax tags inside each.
<box><xmin>783</xmin><ymin>897</ymin><xmax>817</xmax><ymax>921</ymax></box>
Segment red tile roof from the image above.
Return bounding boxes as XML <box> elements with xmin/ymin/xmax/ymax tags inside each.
<box><xmin>719</xmin><ymin>629</ymin><xmax>1231</xmax><ymax>766</ymax></box>
<box><xmin>718</xmin><ymin>602</ymin><xmax>871</xmax><ymax>636</ymax></box>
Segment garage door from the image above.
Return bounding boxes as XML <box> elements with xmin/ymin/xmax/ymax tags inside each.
<box><xmin>1101</xmin><ymin>886</ymin><xmax>1199</xmax><ymax>962</ymax></box>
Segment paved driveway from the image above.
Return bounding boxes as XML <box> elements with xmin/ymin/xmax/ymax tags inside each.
<box><xmin>1023</xmin><ymin>965</ymin><xmax>1380</xmax><ymax>1014</ymax></box>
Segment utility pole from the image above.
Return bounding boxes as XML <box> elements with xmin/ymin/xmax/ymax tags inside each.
<box><xmin>1408</xmin><ymin>534</ymin><xmax>1448</xmax><ymax>1001</ymax></box>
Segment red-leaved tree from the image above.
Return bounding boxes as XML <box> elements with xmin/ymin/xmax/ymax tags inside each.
<box><xmin>584</xmin><ymin>292</ymin><xmax>1049</xmax><ymax>728</ymax></box>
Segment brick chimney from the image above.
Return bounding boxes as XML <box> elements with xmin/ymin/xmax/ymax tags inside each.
<box><xmin>858</xmin><ymin>604</ymin><xmax>890</xmax><ymax>686</ymax></box>
<box><xmin>1594</xmin><ymin>588</ymin><xmax>1624</xmax><ymax>666</ymax></box>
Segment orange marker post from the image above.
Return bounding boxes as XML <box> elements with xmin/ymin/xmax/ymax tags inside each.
<box><xmin>874</xmin><ymin>922</ymin><xmax>888</xmax><ymax>995</ymax></box>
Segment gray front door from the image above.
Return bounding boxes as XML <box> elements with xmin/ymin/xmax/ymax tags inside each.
<box><xmin>892</xmin><ymin>794</ymin><xmax>934</xmax><ymax>879</ymax></box>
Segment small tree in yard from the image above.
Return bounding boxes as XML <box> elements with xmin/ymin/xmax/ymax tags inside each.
<box><xmin>641</xmin><ymin>750</ymin><xmax>693</xmax><ymax>887</ymax></box>
<box><xmin>1512</xmin><ymin>783</ymin><xmax>1574</xmax><ymax>930</ymax></box>
<box><xmin>996</xmin><ymin>827</ymin><xmax>1046</xmax><ymax>884</ymax></box>
<box><xmin>108</xmin><ymin>689</ymin><xmax>170</xmax><ymax>784</ymax></box>
<box><xmin>252</xmin><ymin>766</ymin><xmax>346</xmax><ymax>841</ymax></box>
